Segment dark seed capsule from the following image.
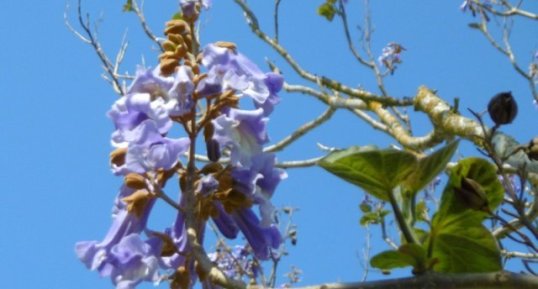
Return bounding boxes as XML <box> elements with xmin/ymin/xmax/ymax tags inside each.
<box><xmin>456</xmin><ymin>177</ymin><xmax>489</xmax><ymax>211</ymax></box>
<box><xmin>487</xmin><ymin>91</ymin><xmax>518</xmax><ymax>125</ymax></box>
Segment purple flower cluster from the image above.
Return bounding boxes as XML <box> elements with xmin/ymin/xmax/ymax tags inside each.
<box><xmin>378</xmin><ymin>42</ymin><xmax>405</xmax><ymax>74</ymax></box>
<box><xmin>76</xmin><ymin>41</ymin><xmax>285</xmax><ymax>289</ymax></box>
<box><xmin>203</xmin><ymin>43</ymin><xmax>286</xmax><ymax>259</ymax></box>
<box><xmin>208</xmin><ymin>245</ymin><xmax>259</xmax><ymax>280</ymax></box>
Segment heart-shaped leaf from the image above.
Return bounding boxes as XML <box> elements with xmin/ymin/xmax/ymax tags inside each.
<box><xmin>371</xmin><ymin>244</ymin><xmax>427</xmax><ymax>273</ymax></box>
<box><xmin>428</xmin><ymin>158</ymin><xmax>503</xmax><ymax>273</ymax></box>
<box><xmin>320</xmin><ymin>148</ymin><xmax>417</xmax><ymax>200</ymax></box>
<box><xmin>403</xmin><ymin>141</ymin><xmax>458</xmax><ymax>195</ymax></box>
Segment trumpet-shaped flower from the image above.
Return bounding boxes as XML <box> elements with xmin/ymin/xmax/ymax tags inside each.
<box><xmin>75</xmin><ymin>186</ymin><xmax>160</xmax><ymax>289</ymax></box>
<box><xmin>212</xmin><ymin>108</ymin><xmax>268</xmax><ymax>168</ymax></box>
<box><xmin>112</xmin><ymin>120</ymin><xmax>190</xmax><ymax>175</ymax></box>
<box><xmin>202</xmin><ymin>44</ymin><xmax>280</xmax><ymax>110</ymax></box>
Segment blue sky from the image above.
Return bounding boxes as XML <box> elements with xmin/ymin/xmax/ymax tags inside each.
<box><xmin>1</xmin><ymin>1</ymin><xmax>537</xmax><ymax>289</ymax></box>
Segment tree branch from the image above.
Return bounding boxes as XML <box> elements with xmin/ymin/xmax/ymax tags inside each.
<box><xmin>250</xmin><ymin>271</ymin><xmax>538</xmax><ymax>289</ymax></box>
<box><xmin>414</xmin><ymin>86</ymin><xmax>485</xmax><ymax>143</ymax></box>
<box><xmin>232</xmin><ymin>0</ymin><xmax>410</xmax><ymax>107</ymax></box>
<box><xmin>265</xmin><ymin>106</ymin><xmax>336</xmax><ymax>153</ymax></box>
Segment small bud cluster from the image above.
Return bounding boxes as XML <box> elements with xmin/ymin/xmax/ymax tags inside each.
<box><xmin>460</xmin><ymin>0</ymin><xmax>493</xmax><ymax>21</ymax></box>
<box><xmin>76</xmin><ymin>2</ymin><xmax>286</xmax><ymax>288</ymax></box>
<box><xmin>378</xmin><ymin>42</ymin><xmax>405</xmax><ymax>75</ymax></box>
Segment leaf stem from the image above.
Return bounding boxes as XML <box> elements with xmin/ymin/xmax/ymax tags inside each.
<box><xmin>388</xmin><ymin>189</ymin><xmax>418</xmax><ymax>244</ymax></box>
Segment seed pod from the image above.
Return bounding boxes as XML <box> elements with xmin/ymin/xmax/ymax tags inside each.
<box><xmin>487</xmin><ymin>91</ymin><xmax>518</xmax><ymax>125</ymax></box>
<box><xmin>527</xmin><ymin>137</ymin><xmax>538</xmax><ymax>161</ymax></box>
<box><xmin>456</xmin><ymin>177</ymin><xmax>489</xmax><ymax>211</ymax></box>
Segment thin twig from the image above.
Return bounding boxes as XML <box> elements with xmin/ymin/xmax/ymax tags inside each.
<box><xmin>131</xmin><ymin>0</ymin><xmax>164</xmax><ymax>52</ymax></box>
<box><xmin>502</xmin><ymin>250</ymin><xmax>538</xmax><ymax>260</ymax></box>
<box><xmin>338</xmin><ymin>0</ymin><xmax>372</xmax><ymax>67</ymax></box>
<box><xmin>232</xmin><ymin>0</ymin><xmax>411</xmax><ymax>107</ymax></box>
<box><xmin>478</xmin><ymin>1</ymin><xmax>538</xmax><ymax>20</ymax></box>
<box><xmin>276</xmin><ymin>157</ymin><xmax>324</xmax><ymax>169</ymax></box>
<box><xmin>66</xmin><ymin>0</ymin><xmax>125</xmax><ymax>95</ymax></box>
<box><xmin>274</xmin><ymin>0</ymin><xmax>282</xmax><ymax>43</ymax></box>
<box><xmin>284</xmin><ymin>83</ymin><xmax>367</xmax><ymax>109</ymax></box>
<box><xmin>265</xmin><ymin>107</ymin><xmax>336</xmax><ymax>153</ymax></box>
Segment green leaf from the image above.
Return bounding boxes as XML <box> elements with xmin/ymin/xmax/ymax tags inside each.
<box><xmin>371</xmin><ymin>250</ymin><xmax>415</xmax><ymax>270</ymax></box>
<box><xmin>320</xmin><ymin>148</ymin><xmax>417</xmax><ymax>200</ymax></box>
<box><xmin>359</xmin><ymin>202</ymin><xmax>372</xmax><ymax>213</ymax></box>
<box><xmin>492</xmin><ymin>132</ymin><xmax>538</xmax><ymax>174</ymax></box>
<box><xmin>428</xmin><ymin>158</ymin><xmax>503</xmax><ymax>273</ymax></box>
<box><xmin>123</xmin><ymin>0</ymin><xmax>134</xmax><ymax>12</ymax></box>
<box><xmin>317</xmin><ymin>2</ymin><xmax>336</xmax><ymax>21</ymax></box>
<box><xmin>359</xmin><ymin>209</ymin><xmax>390</xmax><ymax>226</ymax></box>
<box><xmin>414</xmin><ymin>227</ymin><xmax>429</xmax><ymax>243</ymax></box>
<box><xmin>432</xmin><ymin>224</ymin><xmax>501</xmax><ymax>273</ymax></box>
<box><xmin>435</xmin><ymin>158</ymin><xmax>503</xmax><ymax>220</ymax></box>
<box><xmin>371</xmin><ymin>244</ymin><xmax>427</xmax><ymax>272</ymax></box>
<box><xmin>403</xmin><ymin>141</ymin><xmax>458</xmax><ymax>195</ymax></box>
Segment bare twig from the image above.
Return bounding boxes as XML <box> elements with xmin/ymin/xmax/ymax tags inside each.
<box><xmin>274</xmin><ymin>0</ymin><xmax>282</xmax><ymax>43</ymax></box>
<box><xmin>472</xmin><ymin>8</ymin><xmax>538</xmax><ymax>102</ymax></box>
<box><xmin>502</xmin><ymin>250</ymin><xmax>538</xmax><ymax>260</ymax></box>
<box><xmin>66</xmin><ymin>0</ymin><xmax>126</xmax><ymax>95</ymax></box>
<box><xmin>131</xmin><ymin>0</ymin><xmax>164</xmax><ymax>52</ymax></box>
<box><xmin>351</xmin><ymin>109</ymin><xmax>389</xmax><ymax>132</ymax></box>
<box><xmin>284</xmin><ymin>84</ymin><xmax>367</xmax><ymax>109</ymax></box>
<box><xmin>265</xmin><ymin>107</ymin><xmax>336</xmax><ymax>153</ymax></box>
<box><xmin>493</xmin><ymin>193</ymin><xmax>538</xmax><ymax>238</ymax></box>
<box><xmin>232</xmin><ymin>0</ymin><xmax>411</xmax><ymax>107</ymax></box>
<box><xmin>477</xmin><ymin>1</ymin><xmax>538</xmax><ymax>20</ymax></box>
<box><xmin>276</xmin><ymin>157</ymin><xmax>324</xmax><ymax>169</ymax></box>
<box><xmin>337</xmin><ymin>0</ymin><xmax>371</xmax><ymax>68</ymax></box>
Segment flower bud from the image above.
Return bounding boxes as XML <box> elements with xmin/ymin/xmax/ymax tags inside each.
<box><xmin>487</xmin><ymin>91</ymin><xmax>518</xmax><ymax>125</ymax></box>
<box><xmin>164</xmin><ymin>20</ymin><xmax>190</xmax><ymax>36</ymax></box>
<box><xmin>122</xmin><ymin>189</ymin><xmax>153</xmax><ymax>217</ymax></box>
<box><xmin>160</xmin><ymin>57</ymin><xmax>178</xmax><ymax>76</ymax></box>
<box><xmin>162</xmin><ymin>40</ymin><xmax>177</xmax><ymax>52</ymax></box>
<box><xmin>527</xmin><ymin>137</ymin><xmax>538</xmax><ymax>161</ymax></box>
<box><xmin>215</xmin><ymin>41</ymin><xmax>237</xmax><ymax>51</ymax></box>
<box><xmin>110</xmin><ymin>147</ymin><xmax>127</xmax><ymax>167</ymax></box>
<box><xmin>124</xmin><ymin>173</ymin><xmax>147</xmax><ymax>190</ymax></box>
<box><xmin>167</xmin><ymin>34</ymin><xmax>185</xmax><ymax>46</ymax></box>
<box><xmin>456</xmin><ymin>177</ymin><xmax>489</xmax><ymax>211</ymax></box>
